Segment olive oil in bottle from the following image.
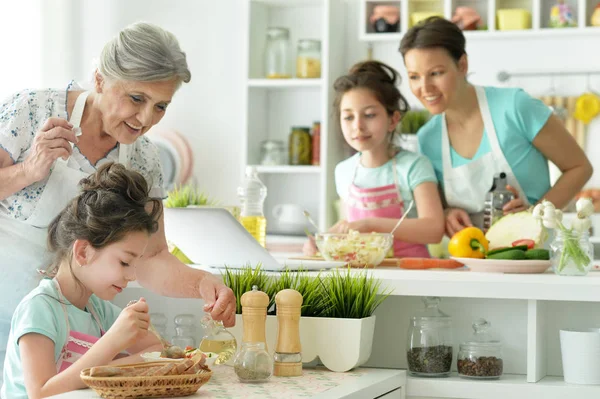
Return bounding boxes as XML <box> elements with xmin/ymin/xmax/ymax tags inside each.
<box><xmin>199</xmin><ymin>337</ymin><xmax>237</xmax><ymax>365</ymax></box>
<box><xmin>237</xmin><ymin>166</ymin><xmax>267</xmax><ymax>247</ymax></box>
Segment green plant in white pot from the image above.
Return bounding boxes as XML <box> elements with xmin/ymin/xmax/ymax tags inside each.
<box><xmin>224</xmin><ymin>266</ymin><xmax>391</xmax><ymax>372</ymax></box>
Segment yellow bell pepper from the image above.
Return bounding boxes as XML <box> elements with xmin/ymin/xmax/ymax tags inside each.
<box><xmin>448</xmin><ymin>227</ymin><xmax>489</xmax><ymax>259</ymax></box>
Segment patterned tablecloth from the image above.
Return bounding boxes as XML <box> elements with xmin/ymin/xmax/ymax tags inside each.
<box><xmin>196</xmin><ymin>365</ymin><xmax>369</xmax><ymax>398</ymax></box>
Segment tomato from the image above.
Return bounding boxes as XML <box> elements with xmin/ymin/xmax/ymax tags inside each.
<box><xmin>185</xmin><ymin>346</ymin><xmax>194</xmax><ymax>351</ymax></box>
<box><xmin>512</xmin><ymin>239</ymin><xmax>535</xmax><ymax>249</ymax></box>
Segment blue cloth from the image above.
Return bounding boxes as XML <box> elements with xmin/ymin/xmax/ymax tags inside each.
<box><xmin>417</xmin><ymin>86</ymin><xmax>553</xmax><ymax>205</ymax></box>
<box><xmin>335</xmin><ymin>150</ymin><xmax>438</xmax><ymax>218</ymax></box>
<box><xmin>1</xmin><ymin>278</ymin><xmax>121</xmax><ymax>399</ymax></box>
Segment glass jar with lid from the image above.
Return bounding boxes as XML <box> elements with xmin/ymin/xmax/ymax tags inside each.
<box><xmin>233</xmin><ymin>342</ymin><xmax>273</xmax><ymax>383</ymax></box>
<box><xmin>296</xmin><ymin>39</ymin><xmax>321</xmax><ymax>78</ymax></box>
<box><xmin>260</xmin><ymin>140</ymin><xmax>286</xmax><ymax>166</ymax></box>
<box><xmin>406</xmin><ymin>297</ymin><xmax>453</xmax><ymax>377</ymax></box>
<box><xmin>264</xmin><ymin>27</ymin><xmax>291</xmax><ymax>79</ymax></box>
<box><xmin>457</xmin><ymin>318</ymin><xmax>503</xmax><ymax>379</ymax></box>
<box><xmin>199</xmin><ymin>313</ymin><xmax>238</xmax><ymax>365</ymax></box>
<box><xmin>171</xmin><ymin>314</ymin><xmax>197</xmax><ymax>349</ymax></box>
<box><xmin>289</xmin><ymin>127</ymin><xmax>312</xmax><ymax>165</ymax></box>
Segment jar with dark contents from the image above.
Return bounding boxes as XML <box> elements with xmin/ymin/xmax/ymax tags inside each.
<box><xmin>289</xmin><ymin>127</ymin><xmax>312</xmax><ymax>165</ymax></box>
<box><xmin>406</xmin><ymin>297</ymin><xmax>453</xmax><ymax>377</ymax></box>
<box><xmin>457</xmin><ymin>318</ymin><xmax>503</xmax><ymax>379</ymax></box>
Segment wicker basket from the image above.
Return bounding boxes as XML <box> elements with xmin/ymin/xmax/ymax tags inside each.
<box><xmin>80</xmin><ymin>361</ymin><xmax>212</xmax><ymax>399</ymax></box>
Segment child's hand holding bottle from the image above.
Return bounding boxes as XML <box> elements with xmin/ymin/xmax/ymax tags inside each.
<box><xmin>104</xmin><ymin>298</ymin><xmax>150</xmax><ymax>352</ymax></box>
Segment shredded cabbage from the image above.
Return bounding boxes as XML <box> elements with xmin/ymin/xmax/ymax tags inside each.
<box><xmin>316</xmin><ymin>230</ymin><xmax>393</xmax><ymax>267</ymax></box>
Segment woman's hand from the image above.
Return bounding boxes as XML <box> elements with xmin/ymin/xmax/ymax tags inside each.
<box><xmin>502</xmin><ymin>185</ymin><xmax>528</xmax><ymax>214</ymax></box>
<box><xmin>23</xmin><ymin>117</ymin><xmax>78</xmax><ymax>183</ymax></box>
<box><xmin>199</xmin><ymin>276</ymin><xmax>236</xmax><ymax>328</ymax></box>
<box><xmin>445</xmin><ymin>208</ymin><xmax>472</xmax><ymax>237</ymax></box>
<box><xmin>104</xmin><ymin>298</ymin><xmax>150</xmax><ymax>352</ymax></box>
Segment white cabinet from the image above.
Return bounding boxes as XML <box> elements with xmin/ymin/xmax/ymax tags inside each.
<box><xmin>359</xmin><ymin>0</ymin><xmax>600</xmax><ymax>42</ymax></box>
<box><xmin>240</xmin><ymin>0</ymin><xmax>349</xmax><ymax>234</ymax></box>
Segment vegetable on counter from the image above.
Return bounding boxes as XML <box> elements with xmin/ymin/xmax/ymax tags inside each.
<box><xmin>511</xmin><ymin>239</ymin><xmax>535</xmax><ymax>249</ymax></box>
<box><xmin>485</xmin><ymin>211</ymin><xmax>547</xmax><ymax>250</ymax></box>
<box><xmin>448</xmin><ymin>227</ymin><xmax>489</xmax><ymax>259</ymax></box>
<box><xmin>398</xmin><ymin>258</ymin><xmax>465</xmax><ymax>269</ymax></box>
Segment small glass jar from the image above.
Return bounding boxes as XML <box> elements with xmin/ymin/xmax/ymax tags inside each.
<box><xmin>289</xmin><ymin>127</ymin><xmax>312</xmax><ymax>165</ymax></box>
<box><xmin>550</xmin><ymin>230</ymin><xmax>594</xmax><ymax>276</ymax></box>
<box><xmin>407</xmin><ymin>297</ymin><xmax>453</xmax><ymax>377</ymax></box>
<box><xmin>171</xmin><ymin>314</ymin><xmax>196</xmax><ymax>348</ymax></box>
<box><xmin>150</xmin><ymin>313</ymin><xmax>168</xmax><ymax>338</ymax></box>
<box><xmin>260</xmin><ymin>140</ymin><xmax>286</xmax><ymax>166</ymax></box>
<box><xmin>296</xmin><ymin>39</ymin><xmax>321</xmax><ymax>78</ymax></box>
<box><xmin>233</xmin><ymin>342</ymin><xmax>273</xmax><ymax>383</ymax></box>
<box><xmin>457</xmin><ymin>318</ymin><xmax>503</xmax><ymax>379</ymax></box>
<box><xmin>199</xmin><ymin>313</ymin><xmax>238</xmax><ymax>365</ymax></box>
<box><xmin>264</xmin><ymin>27</ymin><xmax>291</xmax><ymax>79</ymax></box>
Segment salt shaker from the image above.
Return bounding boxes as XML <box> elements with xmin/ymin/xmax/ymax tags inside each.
<box><xmin>241</xmin><ymin>285</ymin><xmax>270</xmax><ymax>349</ymax></box>
<box><xmin>273</xmin><ymin>289</ymin><xmax>303</xmax><ymax>377</ymax></box>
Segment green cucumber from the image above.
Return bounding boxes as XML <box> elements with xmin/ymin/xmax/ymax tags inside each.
<box><xmin>487</xmin><ymin>249</ymin><xmax>527</xmax><ymax>260</ymax></box>
<box><xmin>486</xmin><ymin>245</ymin><xmax>528</xmax><ymax>257</ymax></box>
<box><xmin>524</xmin><ymin>249</ymin><xmax>550</xmax><ymax>260</ymax></box>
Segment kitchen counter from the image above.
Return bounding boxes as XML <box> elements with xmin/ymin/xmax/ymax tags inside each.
<box><xmin>47</xmin><ymin>366</ymin><xmax>405</xmax><ymax>399</ymax></box>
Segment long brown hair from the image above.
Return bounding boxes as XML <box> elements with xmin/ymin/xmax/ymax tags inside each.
<box><xmin>399</xmin><ymin>16</ymin><xmax>466</xmax><ymax>63</ymax></box>
<box><xmin>45</xmin><ymin>162</ymin><xmax>162</xmax><ymax>276</ymax></box>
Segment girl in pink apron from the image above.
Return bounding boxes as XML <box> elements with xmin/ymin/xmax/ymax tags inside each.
<box><xmin>2</xmin><ymin>163</ymin><xmax>163</xmax><ymax>399</ymax></box>
<box><xmin>304</xmin><ymin>60</ymin><xmax>445</xmax><ymax>258</ymax></box>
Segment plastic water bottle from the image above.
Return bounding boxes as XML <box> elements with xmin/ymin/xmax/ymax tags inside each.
<box><xmin>237</xmin><ymin>166</ymin><xmax>267</xmax><ymax>247</ymax></box>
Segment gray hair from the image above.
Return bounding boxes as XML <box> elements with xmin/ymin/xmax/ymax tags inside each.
<box><xmin>98</xmin><ymin>22</ymin><xmax>191</xmax><ymax>87</ymax></box>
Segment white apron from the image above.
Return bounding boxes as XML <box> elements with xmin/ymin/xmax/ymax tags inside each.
<box><xmin>442</xmin><ymin>86</ymin><xmax>529</xmax><ymax>229</ymax></box>
<box><xmin>0</xmin><ymin>91</ymin><xmax>130</xmax><ymax>380</ymax></box>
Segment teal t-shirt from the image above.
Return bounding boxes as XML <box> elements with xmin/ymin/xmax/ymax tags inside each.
<box><xmin>417</xmin><ymin>86</ymin><xmax>552</xmax><ymax>205</ymax></box>
<box><xmin>1</xmin><ymin>278</ymin><xmax>121</xmax><ymax>399</ymax></box>
<box><xmin>335</xmin><ymin>150</ymin><xmax>438</xmax><ymax>218</ymax></box>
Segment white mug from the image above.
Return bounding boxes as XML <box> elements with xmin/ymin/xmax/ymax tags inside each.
<box><xmin>272</xmin><ymin>203</ymin><xmax>306</xmax><ymax>225</ymax></box>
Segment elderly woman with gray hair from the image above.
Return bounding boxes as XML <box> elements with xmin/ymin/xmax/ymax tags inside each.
<box><xmin>0</xmin><ymin>22</ymin><xmax>236</xmax><ymax>378</ymax></box>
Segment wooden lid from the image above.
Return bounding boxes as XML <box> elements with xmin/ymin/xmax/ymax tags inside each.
<box><xmin>275</xmin><ymin>289</ymin><xmax>303</xmax><ymax>308</ymax></box>
<box><xmin>241</xmin><ymin>285</ymin><xmax>269</xmax><ymax>309</ymax></box>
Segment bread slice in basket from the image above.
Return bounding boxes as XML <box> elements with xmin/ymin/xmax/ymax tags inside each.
<box><xmin>86</xmin><ymin>352</ymin><xmax>208</xmax><ymax>378</ymax></box>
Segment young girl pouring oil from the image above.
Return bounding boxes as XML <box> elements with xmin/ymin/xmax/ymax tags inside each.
<box><xmin>304</xmin><ymin>61</ymin><xmax>445</xmax><ymax>257</ymax></box>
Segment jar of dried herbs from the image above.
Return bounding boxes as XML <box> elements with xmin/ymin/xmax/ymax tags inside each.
<box><xmin>233</xmin><ymin>342</ymin><xmax>273</xmax><ymax>383</ymax></box>
<box><xmin>407</xmin><ymin>297</ymin><xmax>453</xmax><ymax>377</ymax></box>
<box><xmin>457</xmin><ymin>318</ymin><xmax>503</xmax><ymax>379</ymax></box>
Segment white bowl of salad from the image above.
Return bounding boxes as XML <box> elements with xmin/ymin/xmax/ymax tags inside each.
<box><xmin>315</xmin><ymin>231</ymin><xmax>393</xmax><ymax>267</ymax></box>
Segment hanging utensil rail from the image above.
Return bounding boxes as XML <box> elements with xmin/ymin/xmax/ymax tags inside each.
<box><xmin>497</xmin><ymin>70</ymin><xmax>600</xmax><ymax>83</ymax></box>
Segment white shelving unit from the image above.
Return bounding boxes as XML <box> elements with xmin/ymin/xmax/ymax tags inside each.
<box><xmin>359</xmin><ymin>0</ymin><xmax>600</xmax><ymax>42</ymax></box>
<box><xmin>240</xmin><ymin>0</ymin><xmax>348</xmax><ymax>236</ymax></box>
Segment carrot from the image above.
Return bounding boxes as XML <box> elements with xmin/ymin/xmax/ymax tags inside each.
<box><xmin>398</xmin><ymin>258</ymin><xmax>465</xmax><ymax>270</ymax></box>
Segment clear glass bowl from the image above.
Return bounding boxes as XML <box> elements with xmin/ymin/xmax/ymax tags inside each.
<box><xmin>315</xmin><ymin>232</ymin><xmax>393</xmax><ymax>267</ymax></box>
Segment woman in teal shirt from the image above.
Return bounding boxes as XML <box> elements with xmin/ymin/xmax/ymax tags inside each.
<box><xmin>399</xmin><ymin>17</ymin><xmax>593</xmax><ymax>236</ymax></box>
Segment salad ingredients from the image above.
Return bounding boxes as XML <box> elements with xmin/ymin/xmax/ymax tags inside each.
<box><xmin>448</xmin><ymin>227</ymin><xmax>488</xmax><ymax>259</ymax></box>
<box><xmin>486</xmin><ymin>245</ymin><xmax>528</xmax><ymax>257</ymax></box>
<box><xmin>485</xmin><ymin>211</ymin><xmax>546</xmax><ymax>250</ymax></box>
<box><xmin>524</xmin><ymin>249</ymin><xmax>550</xmax><ymax>260</ymax></box>
<box><xmin>512</xmin><ymin>239</ymin><xmax>535</xmax><ymax>249</ymax></box>
<box><xmin>315</xmin><ymin>230</ymin><xmax>393</xmax><ymax>267</ymax></box>
<box><xmin>486</xmin><ymin>249</ymin><xmax>527</xmax><ymax>260</ymax></box>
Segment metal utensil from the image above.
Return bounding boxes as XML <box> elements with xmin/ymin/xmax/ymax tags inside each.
<box><xmin>390</xmin><ymin>200</ymin><xmax>414</xmax><ymax>235</ymax></box>
<box><xmin>127</xmin><ymin>300</ymin><xmax>171</xmax><ymax>349</ymax></box>
<box><xmin>303</xmin><ymin>210</ymin><xmax>322</xmax><ymax>234</ymax></box>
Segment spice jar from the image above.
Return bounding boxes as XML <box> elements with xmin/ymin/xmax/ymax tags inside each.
<box><xmin>264</xmin><ymin>27</ymin><xmax>291</xmax><ymax>79</ymax></box>
<box><xmin>233</xmin><ymin>342</ymin><xmax>273</xmax><ymax>382</ymax></box>
<box><xmin>289</xmin><ymin>127</ymin><xmax>312</xmax><ymax>165</ymax></box>
<box><xmin>296</xmin><ymin>39</ymin><xmax>321</xmax><ymax>78</ymax></box>
<box><xmin>171</xmin><ymin>314</ymin><xmax>196</xmax><ymax>348</ymax></box>
<box><xmin>407</xmin><ymin>297</ymin><xmax>453</xmax><ymax>377</ymax></box>
<box><xmin>199</xmin><ymin>313</ymin><xmax>237</xmax><ymax>365</ymax></box>
<box><xmin>260</xmin><ymin>140</ymin><xmax>286</xmax><ymax>166</ymax></box>
<box><xmin>458</xmin><ymin>318</ymin><xmax>503</xmax><ymax>379</ymax></box>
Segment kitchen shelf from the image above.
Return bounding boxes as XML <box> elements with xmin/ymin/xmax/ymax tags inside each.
<box><xmin>406</xmin><ymin>373</ymin><xmax>600</xmax><ymax>399</ymax></box>
<box><xmin>254</xmin><ymin>164</ymin><xmax>322</xmax><ymax>173</ymax></box>
<box><xmin>359</xmin><ymin>0</ymin><xmax>600</xmax><ymax>41</ymax></box>
<box><xmin>248</xmin><ymin>78</ymin><xmax>323</xmax><ymax>88</ymax></box>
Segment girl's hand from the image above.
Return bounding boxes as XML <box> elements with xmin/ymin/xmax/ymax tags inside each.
<box><xmin>105</xmin><ymin>298</ymin><xmax>150</xmax><ymax>352</ymax></box>
<box><xmin>329</xmin><ymin>219</ymin><xmax>351</xmax><ymax>234</ymax></box>
<box><xmin>23</xmin><ymin>117</ymin><xmax>78</xmax><ymax>183</ymax></box>
<box><xmin>303</xmin><ymin>235</ymin><xmax>318</xmax><ymax>256</ymax></box>
<box><xmin>502</xmin><ymin>185</ymin><xmax>528</xmax><ymax>214</ymax></box>
<box><xmin>445</xmin><ymin>208</ymin><xmax>472</xmax><ymax>237</ymax></box>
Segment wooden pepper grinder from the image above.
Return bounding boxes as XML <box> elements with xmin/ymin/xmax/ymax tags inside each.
<box><xmin>273</xmin><ymin>289</ymin><xmax>303</xmax><ymax>377</ymax></box>
<box><xmin>240</xmin><ymin>285</ymin><xmax>270</xmax><ymax>348</ymax></box>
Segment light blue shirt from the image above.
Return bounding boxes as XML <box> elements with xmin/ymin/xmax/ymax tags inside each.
<box><xmin>417</xmin><ymin>86</ymin><xmax>553</xmax><ymax>205</ymax></box>
<box><xmin>335</xmin><ymin>150</ymin><xmax>437</xmax><ymax>218</ymax></box>
<box><xmin>1</xmin><ymin>278</ymin><xmax>121</xmax><ymax>399</ymax></box>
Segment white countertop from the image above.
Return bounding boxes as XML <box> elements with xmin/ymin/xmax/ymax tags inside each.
<box><xmin>47</xmin><ymin>367</ymin><xmax>405</xmax><ymax>399</ymax></box>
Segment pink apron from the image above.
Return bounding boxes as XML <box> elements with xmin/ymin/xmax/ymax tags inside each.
<box><xmin>53</xmin><ymin>279</ymin><xmax>105</xmax><ymax>373</ymax></box>
<box><xmin>346</xmin><ymin>156</ymin><xmax>430</xmax><ymax>258</ymax></box>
